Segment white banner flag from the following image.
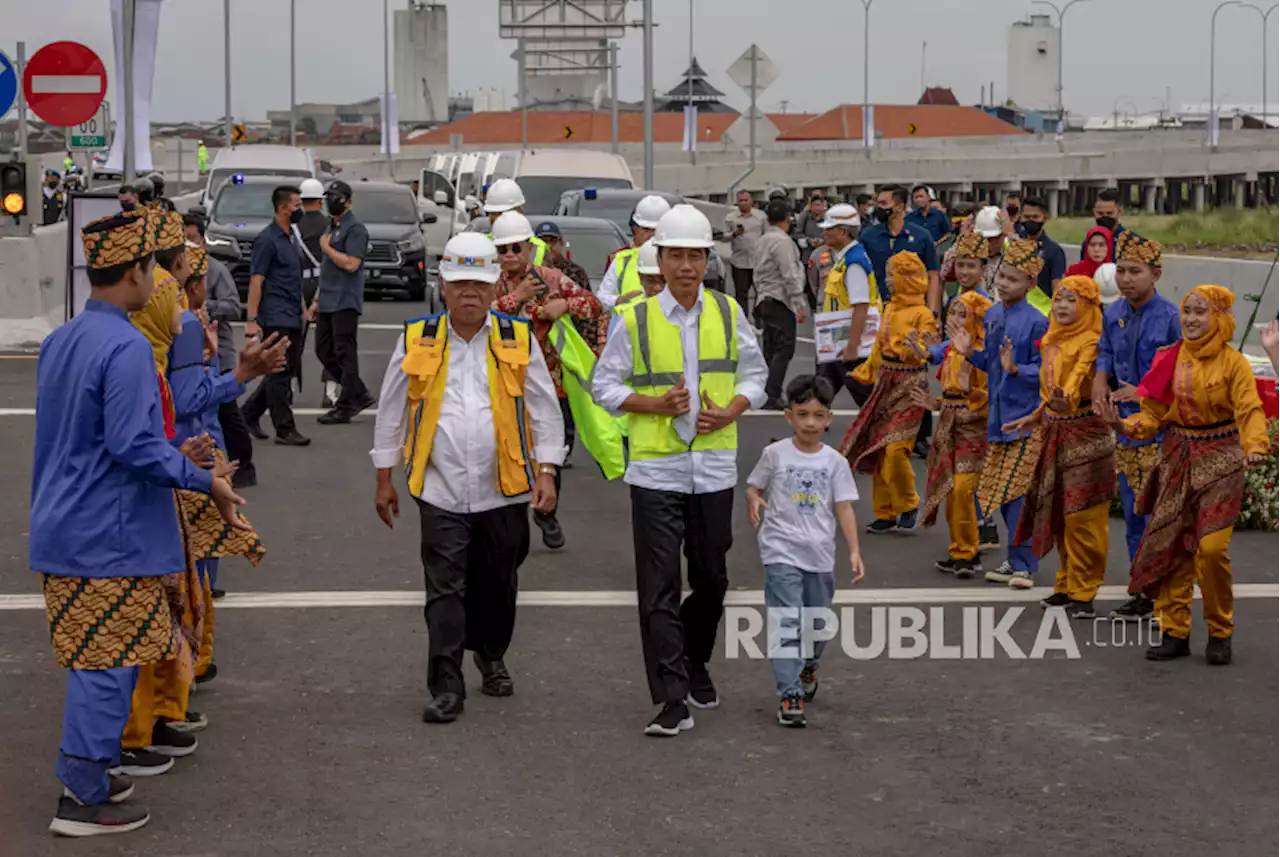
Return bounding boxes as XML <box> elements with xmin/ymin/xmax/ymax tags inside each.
<box><xmin>105</xmin><ymin>0</ymin><xmax>165</xmax><ymax>175</ymax></box>
<box><xmin>682</xmin><ymin>105</ymin><xmax>699</xmax><ymax>153</ymax></box>
<box><xmin>380</xmin><ymin>92</ymin><xmax>400</xmax><ymax>155</ymax></box>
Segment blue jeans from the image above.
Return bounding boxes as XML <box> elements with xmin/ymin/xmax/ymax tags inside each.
<box><xmin>1117</xmin><ymin>472</ymin><xmax>1147</xmax><ymax>562</ymax></box>
<box><xmin>763</xmin><ymin>564</ymin><xmax>836</xmax><ymax>698</ymax></box>
<box><xmin>57</xmin><ymin>667</ymin><xmax>138</xmax><ymax>804</ymax></box>
<box><xmin>197</xmin><ymin>557</ymin><xmax>219</xmax><ymax>590</ymax></box>
<box><xmin>1002</xmin><ymin>496</ymin><xmax>1038</xmax><ymax>573</ymax></box>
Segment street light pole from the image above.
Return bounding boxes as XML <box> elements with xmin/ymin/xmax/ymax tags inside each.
<box><xmin>1243</xmin><ymin>4</ymin><xmax>1279</xmax><ymax>128</ymax></box>
<box><xmin>289</xmin><ymin>0</ymin><xmax>296</xmax><ymax>147</ymax></box>
<box><xmin>688</xmin><ymin>0</ymin><xmax>695</xmax><ymax>166</ymax></box>
<box><xmin>223</xmin><ymin>0</ymin><xmax>232</xmax><ymax>149</ymax></box>
<box><xmin>1034</xmin><ymin>0</ymin><xmax>1092</xmax><ymax>128</ymax></box>
<box><xmin>383</xmin><ymin>0</ymin><xmax>393</xmax><ymax>176</ymax></box>
<box><xmin>1211</xmin><ymin>1</ymin><xmax>1244</xmax><ymax>148</ymax></box>
<box><xmin>642</xmin><ymin>0</ymin><xmax>654</xmax><ymax>189</ymax></box>
<box><xmin>861</xmin><ymin>0</ymin><xmax>874</xmax><ymax>151</ymax></box>
<box><xmin>123</xmin><ymin>1</ymin><xmax>136</xmax><ymax>178</ymax></box>
<box><xmin>609</xmin><ymin>42</ymin><xmax>619</xmax><ymax>155</ymax></box>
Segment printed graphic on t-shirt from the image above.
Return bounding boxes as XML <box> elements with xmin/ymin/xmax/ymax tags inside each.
<box><xmin>784</xmin><ymin>466</ymin><xmax>830</xmax><ymax>515</ymax></box>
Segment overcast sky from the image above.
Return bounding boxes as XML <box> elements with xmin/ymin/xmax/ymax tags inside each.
<box><xmin>3</xmin><ymin>0</ymin><xmax>1276</xmax><ymax>122</ymax></box>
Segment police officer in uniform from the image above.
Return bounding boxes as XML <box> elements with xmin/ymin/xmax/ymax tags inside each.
<box><xmin>42</xmin><ymin>171</ymin><xmax>65</xmax><ymax>225</ymax></box>
<box><xmin>295</xmin><ymin>179</ymin><xmax>336</xmax><ymax>406</ymax></box>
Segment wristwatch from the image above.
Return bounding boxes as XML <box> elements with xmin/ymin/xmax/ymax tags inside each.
<box><xmin>538</xmin><ymin>464</ymin><xmax>558</xmax><ymax>477</ymax></box>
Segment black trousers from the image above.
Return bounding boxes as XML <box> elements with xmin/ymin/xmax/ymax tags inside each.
<box><xmin>757</xmin><ymin>298</ymin><xmax>797</xmax><ymax>401</ymax></box>
<box><xmin>533</xmin><ymin>397</ymin><xmax>573</xmax><ymax>523</ymax></box>
<box><xmin>631</xmin><ymin>486</ymin><xmax>733</xmax><ymax>705</ymax></box>
<box><xmin>817</xmin><ymin>358</ymin><xmax>872</xmax><ymax>407</ymax></box>
<box><xmin>315</xmin><ymin>310</ymin><xmax>368</xmax><ymax>409</ymax></box>
<box><xmin>241</xmin><ymin>325</ymin><xmax>303</xmax><ymax>435</ymax></box>
<box><xmin>217</xmin><ymin>398</ymin><xmax>254</xmax><ymax>474</ymax></box>
<box><xmin>418</xmin><ymin>500</ymin><xmax>530</xmax><ymax>698</ymax></box>
<box><xmin>731</xmin><ymin>266</ymin><xmax>754</xmax><ymax>315</ymax></box>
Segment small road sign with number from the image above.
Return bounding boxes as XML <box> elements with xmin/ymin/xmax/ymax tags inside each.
<box><xmin>66</xmin><ymin>106</ymin><xmax>108</xmax><ymax>149</ymax></box>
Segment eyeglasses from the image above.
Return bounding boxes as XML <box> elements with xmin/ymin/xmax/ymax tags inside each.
<box><xmin>499</xmin><ymin>243</ymin><xmax>524</xmax><ymax>256</ymax></box>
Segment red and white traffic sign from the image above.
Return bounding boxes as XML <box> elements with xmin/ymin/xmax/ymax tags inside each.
<box><xmin>23</xmin><ymin>41</ymin><xmax>107</xmax><ymax>128</ymax></box>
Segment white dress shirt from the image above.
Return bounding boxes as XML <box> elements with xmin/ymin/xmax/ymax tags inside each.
<box><xmin>592</xmin><ymin>285</ymin><xmax>767</xmax><ymax>495</ymax></box>
<box><xmin>596</xmin><ymin>250</ymin><xmax>633</xmax><ymax>314</ymax></box>
<box><xmin>370</xmin><ymin>314</ymin><xmax>566</xmax><ymax>514</ymax></box>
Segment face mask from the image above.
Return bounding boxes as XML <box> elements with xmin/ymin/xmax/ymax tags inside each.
<box><xmin>1020</xmin><ymin>220</ymin><xmax>1043</xmax><ymax>237</ymax></box>
<box><xmin>1095</xmin><ymin>216</ymin><xmax>1117</xmax><ymax>230</ymax></box>
<box><xmin>1006</xmin><ymin>205</ymin><xmax>1020</xmax><ymax>218</ymax></box>
<box><xmin>289</xmin><ymin>208</ymin><xmax>304</xmax><ymax>225</ymax></box>
<box><xmin>327</xmin><ymin>197</ymin><xmax>347</xmax><ymax>218</ymax></box>
<box><xmin>120</xmin><ymin>200</ymin><xmax>136</xmax><ymax>212</ymax></box>
<box><xmin>874</xmin><ymin>206</ymin><xmax>894</xmax><ymax>222</ymax></box>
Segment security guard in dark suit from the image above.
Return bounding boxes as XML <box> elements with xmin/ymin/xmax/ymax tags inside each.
<box><xmin>42</xmin><ymin>171</ymin><xmax>65</xmax><ymax>225</ymax></box>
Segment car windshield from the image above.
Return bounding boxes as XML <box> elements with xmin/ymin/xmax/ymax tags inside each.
<box><xmin>212</xmin><ymin>183</ymin><xmax>278</xmax><ymax>221</ymax></box>
<box><xmin>560</xmin><ymin>225</ymin><xmax>628</xmax><ymax>281</ymax></box>
<box><xmin>569</xmin><ymin>197</ymin><xmax>649</xmax><ymax>232</ymax></box>
<box><xmin>518</xmin><ymin>176</ymin><xmax>632</xmax><ymax>215</ymax></box>
<box><xmin>208</xmin><ymin>167</ymin><xmax>311</xmax><ymax>198</ymax></box>
<box><xmin>354</xmin><ymin>188</ymin><xmax>420</xmax><ymax>224</ymax></box>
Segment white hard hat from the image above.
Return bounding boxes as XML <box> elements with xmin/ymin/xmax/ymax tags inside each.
<box><xmin>651</xmin><ymin>204</ymin><xmax>714</xmax><ymax>249</ymax></box>
<box><xmin>483</xmin><ymin>178</ymin><xmax>525</xmax><ymax>213</ymax></box>
<box><xmin>439</xmin><ymin>233</ymin><xmax>500</xmax><ymax>284</ymax></box>
<box><xmin>490</xmin><ymin>211</ymin><xmax>534</xmax><ymax>246</ymax></box>
<box><xmin>818</xmin><ymin>203</ymin><xmax>861</xmax><ymax>230</ymax></box>
<box><xmin>299</xmin><ymin>178</ymin><xmax>325</xmax><ymax>199</ymax></box>
<box><xmin>636</xmin><ymin>239</ymin><xmax>661</xmax><ymax>275</ymax></box>
<box><xmin>1094</xmin><ymin>263</ymin><xmax>1121</xmax><ymax>305</ymax></box>
<box><xmin>632</xmin><ymin>195</ymin><xmax>672</xmax><ymax>229</ymax></box>
<box><xmin>974</xmin><ymin>206</ymin><xmax>1004</xmax><ymax>238</ymax></box>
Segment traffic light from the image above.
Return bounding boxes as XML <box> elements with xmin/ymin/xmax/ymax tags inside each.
<box><xmin>1</xmin><ymin>162</ymin><xmax>27</xmax><ymax>219</ymax></box>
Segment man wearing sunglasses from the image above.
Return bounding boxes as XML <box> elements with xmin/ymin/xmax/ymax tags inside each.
<box><xmin>492</xmin><ymin>211</ymin><xmax>604</xmax><ymax>551</ymax></box>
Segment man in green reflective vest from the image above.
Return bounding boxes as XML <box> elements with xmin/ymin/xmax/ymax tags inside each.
<box><xmin>597</xmin><ymin>194</ymin><xmax>671</xmax><ymax>314</ymax></box>
<box><xmin>482</xmin><ymin>178</ymin><xmax>547</xmax><ymax>266</ymax></box>
<box><xmin>197</xmin><ymin>141</ymin><xmax>210</xmax><ymax>176</ymax></box>
<box><xmin>592</xmin><ymin>205</ymin><xmax>768</xmax><ymax>738</ymax></box>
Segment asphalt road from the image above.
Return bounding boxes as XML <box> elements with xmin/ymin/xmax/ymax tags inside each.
<box><xmin>1</xmin><ymin>299</ymin><xmax>1276</xmax><ymax>856</ymax></box>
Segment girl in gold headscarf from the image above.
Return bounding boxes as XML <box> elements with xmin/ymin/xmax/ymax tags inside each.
<box><xmin>1099</xmin><ymin>285</ymin><xmax>1269</xmax><ymax>665</ymax></box>
<box><xmin>1003</xmin><ymin>275</ymin><xmax>1116</xmax><ymax>617</ymax></box>
<box><xmin>840</xmin><ymin>250</ymin><xmax>938</xmax><ymax>533</ymax></box>
<box><xmin>906</xmin><ymin>289</ymin><xmax>992</xmax><ymax>576</ymax></box>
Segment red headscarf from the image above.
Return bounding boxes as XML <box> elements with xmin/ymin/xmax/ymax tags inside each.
<box><xmin>1065</xmin><ymin>226</ymin><xmax>1114</xmax><ymax>279</ymax></box>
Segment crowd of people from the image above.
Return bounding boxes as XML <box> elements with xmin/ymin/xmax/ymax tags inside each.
<box><xmin>27</xmin><ymin>171</ymin><xmax>1275</xmax><ymax>836</ymax></box>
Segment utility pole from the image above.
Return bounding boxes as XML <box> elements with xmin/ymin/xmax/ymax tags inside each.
<box><xmin>861</xmin><ymin>0</ymin><xmax>874</xmax><ymax>152</ymax></box>
<box><xmin>224</xmin><ymin>0</ymin><xmax>232</xmax><ymax>149</ymax></box>
<box><xmin>609</xmin><ymin>41</ymin><xmax>619</xmax><ymax>155</ymax></box>
<box><xmin>519</xmin><ymin>39</ymin><xmax>528</xmax><ymax>149</ymax></box>
<box><xmin>642</xmin><ymin>0</ymin><xmax>655</xmax><ymax>189</ymax></box>
<box><xmin>383</xmin><ymin>0</ymin><xmax>393</xmax><ymax>176</ymax></box>
<box><xmin>289</xmin><ymin>0</ymin><xmax>297</xmax><ymax>147</ymax></box>
<box><xmin>15</xmin><ymin>42</ymin><xmax>28</xmax><ymax>166</ymax></box>
<box><xmin>688</xmin><ymin>0</ymin><xmax>696</xmax><ymax>166</ymax></box>
<box><xmin>123</xmin><ymin>2</ymin><xmax>137</xmax><ymax>178</ymax></box>
<box><xmin>1210</xmin><ymin>0</ymin><xmax>1243</xmax><ymax>149</ymax></box>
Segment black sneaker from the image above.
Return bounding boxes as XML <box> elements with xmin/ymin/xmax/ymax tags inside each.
<box><xmin>108</xmin><ymin>773</ymin><xmax>134</xmax><ymax>804</ymax></box>
<box><xmin>422</xmin><ymin>692</ymin><xmax>464</xmax><ymax>723</ymax></box>
<box><xmin>978</xmin><ymin>523</ymin><xmax>1000</xmax><ymax>550</ymax></box>
<box><xmin>534</xmin><ymin>513</ymin><xmax>566</xmax><ymax>550</ymax></box>
<box><xmin>195</xmin><ymin>661</ymin><xmax>218</xmax><ymax>683</ymax></box>
<box><xmin>1110</xmin><ymin>593</ymin><xmax>1154</xmax><ymax>621</ymax></box>
<box><xmin>210</xmin><ymin>588</ymin><xmax>227</xmax><ymax>599</ymax></box>
<box><xmin>473</xmin><ymin>653</ymin><xmax>514</xmax><ymax>697</ymax></box>
<box><xmin>644</xmin><ymin>701</ymin><xmax>693</xmax><ymax>737</ymax></box>
<box><xmin>274</xmin><ymin>430</ymin><xmax>311</xmax><ymax>447</ymax></box>
<box><xmin>934</xmin><ymin>557</ymin><xmax>958</xmax><ymax>574</ymax></box>
<box><xmin>346</xmin><ymin>394</ymin><xmax>378</xmax><ymax>416</ymax></box>
<box><xmin>320</xmin><ymin>393</ymin><xmax>334</xmax><ymax>410</ymax></box>
<box><xmin>114</xmin><ymin>748</ymin><xmax>174</xmax><ymax>778</ymax></box>
<box><xmin>912</xmin><ymin>440</ymin><xmax>931</xmax><ymax>460</ymax></box>
<box><xmin>49</xmin><ymin>796</ymin><xmax>149</xmax><ymax>837</ymax></box>
<box><xmin>1146</xmin><ymin>632</ymin><xmax>1191</xmax><ymax>661</ymax></box>
<box><xmin>231</xmin><ymin>466</ymin><xmax>257</xmax><ymax>490</ymax></box>
<box><xmin>147</xmin><ymin>720</ymin><xmax>198</xmax><ymax>757</ymax></box>
<box><xmin>896</xmin><ymin>508</ymin><xmax>919</xmax><ymax>532</ymax></box>
<box><xmin>1040</xmin><ymin>592</ymin><xmax>1071</xmax><ymax>608</ymax></box>
<box><xmin>952</xmin><ymin>558</ymin><xmax>981</xmax><ymax>579</ymax></box>
<box><xmin>799</xmin><ymin>663</ymin><xmax>819</xmax><ymax>701</ymax></box>
<box><xmin>865</xmin><ymin>518</ymin><xmax>896</xmax><ymax>535</ymax></box>
<box><xmin>686</xmin><ymin>663</ymin><xmax>719</xmax><ymax>709</ymax></box>
<box><xmin>1205</xmin><ymin>636</ymin><xmax>1233</xmax><ymax>666</ymax></box>
<box><xmin>167</xmin><ymin>710</ymin><xmax>208</xmax><ymax>734</ymax></box>
<box><xmin>246</xmin><ymin>418</ymin><xmax>268</xmax><ymax>440</ymax></box>
<box><xmin>1064</xmin><ymin>599</ymin><xmax>1096</xmax><ymax>620</ymax></box>
<box><xmin>316</xmin><ymin>409</ymin><xmax>352</xmax><ymax>425</ymax></box>
<box><xmin>777</xmin><ymin>694</ymin><xmax>807</xmax><ymax>728</ymax></box>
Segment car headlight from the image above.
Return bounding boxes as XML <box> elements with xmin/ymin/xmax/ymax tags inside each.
<box><xmin>205</xmin><ymin>233</ymin><xmax>233</xmax><ymax>249</ymax></box>
<box><xmin>397</xmin><ymin>234</ymin><xmax>424</xmax><ymax>253</ymax></box>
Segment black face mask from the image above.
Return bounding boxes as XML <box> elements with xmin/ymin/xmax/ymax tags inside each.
<box><xmin>1095</xmin><ymin>216</ymin><xmax>1117</xmax><ymax>231</ymax></box>
<box><xmin>326</xmin><ymin>196</ymin><xmax>347</xmax><ymax>218</ymax></box>
<box><xmin>1006</xmin><ymin>205</ymin><xmax>1020</xmax><ymax>218</ymax></box>
<box><xmin>1020</xmin><ymin>220</ymin><xmax>1043</xmax><ymax>237</ymax></box>
<box><xmin>120</xmin><ymin>200</ymin><xmax>136</xmax><ymax>211</ymax></box>
<box><xmin>289</xmin><ymin>208</ymin><xmax>304</xmax><ymax>225</ymax></box>
<box><xmin>874</xmin><ymin>206</ymin><xmax>894</xmax><ymax>222</ymax></box>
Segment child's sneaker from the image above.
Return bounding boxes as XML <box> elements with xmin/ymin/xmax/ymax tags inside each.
<box><xmin>984</xmin><ymin>562</ymin><xmax>1015</xmax><ymax>584</ymax></box>
<box><xmin>865</xmin><ymin>518</ymin><xmax>896</xmax><ymax>535</ymax></box>
<box><xmin>934</xmin><ymin>557</ymin><xmax>957</xmax><ymax>574</ymax></box>
<box><xmin>896</xmin><ymin>509</ymin><xmax>918</xmax><ymax>532</ymax></box>
<box><xmin>1008</xmin><ymin>571</ymin><xmax>1034</xmax><ymax>590</ymax></box>
<box><xmin>800</xmin><ymin>664</ymin><xmax>819</xmax><ymax>701</ymax></box>
<box><xmin>1064</xmin><ymin>599</ymin><xmax>1096</xmax><ymax>619</ymax></box>
<box><xmin>952</xmin><ymin>558</ymin><xmax>980</xmax><ymax>579</ymax></box>
<box><xmin>978</xmin><ymin>523</ymin><xmax>1000</xmax><ymax>550</ymax></box>
<box><xmin>1040</xmin><ymin>592</ymin><xmax>1071</xmax><ymax>608</ymax></box>
<box><xmin>777</xmin><ymin>694</ymin><xmax>806</xmax><ymax>728</ymax></box>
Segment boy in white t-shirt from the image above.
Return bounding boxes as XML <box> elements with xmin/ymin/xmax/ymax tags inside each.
<box><xmin>747</xmin><ymin>375</ymin><xmax>865</xmax><ymax>728</ymax></box>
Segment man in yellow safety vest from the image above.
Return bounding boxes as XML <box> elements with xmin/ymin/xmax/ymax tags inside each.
<box><xmin>597</xmin><ymin>194</ymin><xmax>672</xmax><ymax>313</ymax></box>
<box><xmin>370</xmin><ymin>232</ymin><xmax>565</xmax><ymax>725</ymax></box>
<box><xmin>591</xmin><ymin>205</ymin><xmax>768</xmax><ymax>738</ymax></box>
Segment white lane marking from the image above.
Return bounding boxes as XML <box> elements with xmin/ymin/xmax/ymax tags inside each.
<box><xmin>231</xmin><ymin>322</ymin><xmax>404</xmax><ymax>331</ymax></box>
<box><xmin>1</xmin><ymin>584</ymin><xmax>1275</xmax><ymax>611</ymax></box>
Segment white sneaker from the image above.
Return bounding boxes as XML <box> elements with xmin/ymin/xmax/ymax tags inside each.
<box><xmin>1008</xmin><ymin>571</ymin><xmax>1035</xmax><ymax>590</ymax></box>
<box><xmin>984</xmin><ymin>562</ymin><xmax>1015</xmax><ymax>584</ymax></box>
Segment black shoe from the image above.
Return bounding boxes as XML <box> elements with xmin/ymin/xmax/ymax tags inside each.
<box><xmin>147</xmin><ymin>720</ymin><xmax>197</xmax><ymax>757</ymax></box>
<box><xmin>107</xmin><ymin>773</ymin><xmax>134</xmax><ymax>804</ymax></box>
<box><xmin>1109</xmin><ymin>593</ymin><xmax>1154</xmax><ymax>621</ymax></box>
<box><xmin>473</xmin><ymin>653</ymin><xmax>514</xmax><ymax>697</ymax></box>
<box><xmin>644</xmin><ymin>701</ymin><xmax>693</xmax><ymax>737</ymax></box>
<box><xmin>952</xmin><ymin>558</ymin><xmax>981</xmax><ymax>579</ymax></box>
<box><xmin>422</xmin><ymin>692</ymin><xmax>464</xmax><ymax>723</ymax></box>
<box><xmin>934</xmin><ymin>557</ymin><xmax>957</xmax><ymax>574</ymax></box>
<box><xmin>1064</xmin><ymin>599</ymin><xmax>1096</xmax><ymax>620</ymax></box>
<box><xmin>346</xmin><ymin>394</ymin><xmax>377</xmax><ymax>416</ymax></box>
<box><xmin>777</xmin><ymin>694</ymin><xmax>807</xmax><ymax>728</ymax></box>
<box><xmin>167</xmin><ymin>710</ymin><xmax>208</xmax><ymax>733</ymax></box>
<box><xmin>685</xmin><ymin>662</ymin><xmax>719</xmax><ymax>709</ymax></box>
<box><xmin>210</xmin><ymin>588</ymin><xmax>226</xmax><ymax>599</ymax></box>
<box><xmin>316</xmin><ymin>409</ymin><xmax>352</xmax><ymax>425</ymax></box>
<box><xmin>978</xmin><ymin>523</ymin><xmax>1000</xmax><ymax>550</ymax></box>
<box><xmin>913</xmin><ymin>440</ymin><xmax>930</xmax><ymax>459</ymax></box>
<box><xmin>762</xmin><ymin>397</ymin><xmax>786</xmax><ymax>411</ymax></box>
<box><xmin>195</xmin><ymin>661</ymin><xmax>218</xmax><ymax>683</ymax></box>
<box><xmin>274</xmin><ymin>430</ymin><xmax>311</xmax><ymax>447</ymax></box>
<box><xmin>1205</xmin><ymin>636</ymin><xmax>1233</xmax><ymax>666</ymax></box>
<box><xmin>114</xmin><ymin>748</ymin><xmax>173</xmax><ymax>778</ymax></box>
<box><xmin>866</xmin><ymin>518</ymin><xmax>896</xmax><ymax>535</ymax></box>
<box><xmin>1146</xmin><ymin>632</ymin><xmax>1191</xmax><ymax>661</ymax></box>
<box><xmin>896</xmin><ymin>508</ymin><xmax>919</xmax><ymax>532</ymax></box>
<box><xmin>49</xmin><ymin>796</ymin><xmax>149</xmax><ymax>837</ymax></box>
<box><xmin>246</xmin><ymin>418</ymin><xmax>268</xmax><ymax>440</ymax></box>
<box><xmin>534</xmin><ymin>513</ymin><xmax>566</xmax><ymax>549</ymax></box>
<box><xmin>320</xmin><ymin>393</ymin><xmax>334</xmax><ymax>409</ymax></box>
<box><xmin>1040</xmin><ymin>592</ymin><xmax>1071</xmax><ymax>608</ymax></box>
<box><xmin>230</xmin><ymin>467</ymin><xmax>257</xmax><ymax>489</ymax></box>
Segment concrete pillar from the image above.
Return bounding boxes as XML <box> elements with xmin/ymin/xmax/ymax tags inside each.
<box><xmin>1193</xmin><ymin>182</ymin><xmax>1206</xmax><ymax>212</ymax></box>
<box><xmin>1234</xmin><ymin>179</ymin><xmax>1246</xmax><ymax>210</ymax></box>
<box><xmin>1047</xmin><ymin>187</ymin><xmax>1062</xmax><ymax>218</ymax></box>
<box><xmin>826</xmin><ymin>185</ymin><xmax>838</xmax><ymax>200</ymax></box>
<box><xmin>1143</xmin><ymin>183</ymin><xmax>1157</xmax><ymax>214</ymax></box>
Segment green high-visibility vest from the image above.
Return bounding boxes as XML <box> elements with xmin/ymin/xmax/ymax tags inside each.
<box><xmin>612</xmin><ymin>247</ymin><xmax>642</xmax><ymax>298</ymax></box>
<box><xmin>549</xmin><ymin>317</ymin><xmax>625</xmax><ymax>480</ymax></box>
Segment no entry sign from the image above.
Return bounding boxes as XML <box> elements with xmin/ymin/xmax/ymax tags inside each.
<box><xmin>23</xmin><ymin>41</ymin><xmax>107</xmax><ymax>128</ymax></box>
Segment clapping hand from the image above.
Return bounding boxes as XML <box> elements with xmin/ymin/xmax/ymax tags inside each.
<box><xmin>999</xmin><ymin>337</ymin><xmax>1017</xmax><ymax>375</ymax></box>
<box><xmin>908</xmin><ymin>386</ymin><xmax>935</xmax><ymax>411</ymax></box>
<box><xmin>946</xmin><ymin>316</ymin><xmax>972</xmax><ymax>356</ymax></box>
<box><xmin>180</xmin><ymin>434</ymin><xmax>217</xmax><ymax>468</ymax></box>
<box><xmin>236</xmin><ymin>332</ymin><xmax>289</xmax><ymax>382</ymax></box>
<box><xmin>1046</xmin><ymin>385</ymin><xmax>1070</xmax><ymax>413</ymax></box>
<box><xmin>1001</xmin><ymin>410</ymin><xmax>1042</xmax><ymax>436</ymax></box>
<box><xmin>1111</xmin><ymin>382</ymin><xmax>1139</xmax><ymax>404</ymax></box>
<box><xmin>904</xmin><ymin>329</ymin><xmax>929</xmax><ymax>360</ymax></box>
<box><xmin>1094</xmin><ymin>395</ymin><xmax>1126</xmax><ymax>433</ymax></box>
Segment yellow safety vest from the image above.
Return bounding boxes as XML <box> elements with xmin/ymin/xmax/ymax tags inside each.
<box><xmin>612</xmin><ymin>247</ymin><xmax>643</xmax><ymax>299</ymax></box>
<box><xmin>400</xmin><ymin>311</ymin><xmax>537</xmax><ymax>498</ymax></box>
<box><xmin>823</xmin><ymin>246</ymin><xmax>882</xmax><ymax>315</ymax></box>
<box><xmin>487</xmin><ymin>234</ymin><xmax>548</xmax><ymax>266</ymax></box>
<box><xmin>1027</xmin><ymin>285</ymin><xmax>1052</xmax><ymax>316</ymax></box>
<box><xmin>617</xmin><ymin>289</ymin><xmax>739</xmax><ymax>461</ymax></box>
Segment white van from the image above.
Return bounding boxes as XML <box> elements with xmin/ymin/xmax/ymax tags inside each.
<box><xmin>509</xmin><ymin>150</ymin><xmax>635</xmax><ymax>214</ymax></box>
<box><xmin>200</xmin><ymin>144</ymin><xmax>315</xmax><ymax>207</ymax></box>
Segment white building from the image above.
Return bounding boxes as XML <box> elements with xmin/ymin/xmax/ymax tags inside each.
<box><xmin>1007</xmin><ymin>14</ymin><xmax>1059</xmax><ymax>114</ymax></box>
<box><xmin>394</xmin><ymin>3</ymin><xmax>449</xmax><ymax>125</ymax></box>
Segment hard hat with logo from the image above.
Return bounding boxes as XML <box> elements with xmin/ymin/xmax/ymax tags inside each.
<box><xmin>652</xmin><ymin>204</ymin><xmax>714</xmax><ymax>249</ymax></box>
<box><xmin>636</xmin><ymin>239</ymin><xmax>661</xmax><ymax>275</ymax></box>
<box><xmin>439</xmin><ymin>233</ymin><xmax>501</xmax><ymax>284</ymax></box>
<box><xmin>483</xmin><ymin>178</ymin><xmax>525</xmax><ymax>213</ymax></box>
<box><xmin>817</xmin><ymin>203</ymin><xmax>861</xmax><ymax>230</ymax></box>
<box><xmin>490</xmin><ymin>211</ymin><xmax>535</xmax><ymax>246</ymax></box>
<box><xmin>974</xmin><ymin>205</ymin><xmax>1004</xmax><ymax>238</ymax></box>
<box><xmin>632</xmin><ymin>194</ymin><xmax>672</xmax><ymax>229</ymax></box>
<box><xmin>300</xmin><ymin>178</ymin><xmax>325</xmax><ymax>199</ymax></box>
<box><xmin>1094</xmin><ymin>263</ymin><xmax>1121</xmax><ymax>305</ymax></box>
